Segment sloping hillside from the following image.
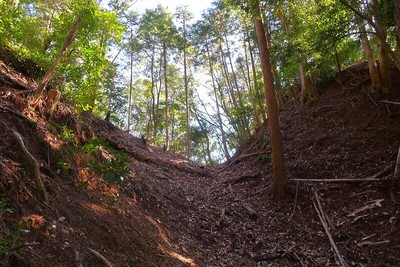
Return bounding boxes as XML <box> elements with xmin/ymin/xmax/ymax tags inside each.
<box><xmin>0</xmin><ymin>60</ymin><xmax>400</xmax><ymax>267</ymax></box>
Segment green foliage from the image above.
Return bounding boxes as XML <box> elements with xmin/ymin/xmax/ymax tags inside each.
<box><xmin>0</xmin><ymin>222</ymin><xmax>28</xmax><ymax>256</ymax></box>
<box><xmin>258</xmin><ymin>153</ymin><xmax>271</xmax><ymax>163</ymax></box>
<box><xmin>54</xmin><ymin>124</ymin><xmax>76</xmax><ymax>144</ymax></box>
<box><xmin>56</xmin><ymin>161</ymin><xmax>73</xmax><ymax>175</ymax></box>
<box><xmin>0</xmin><ymin>198</ymin><xmax>13</xmax><ymax>217</ymax></box>
<box><xmin>82</xmin><ymin>138</ymin><xmax>130</xmax><ymax>184</ymax></box>
<box><xmin>0</xmin><ymin>0</ymin><xmax>124</xmax><ymax>115</ymax></box>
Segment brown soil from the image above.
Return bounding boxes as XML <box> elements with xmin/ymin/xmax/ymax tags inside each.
<box><xmin>0</xmin><ymin>60</ymin><xmax>399</xmax><ymax>267</ymax></box>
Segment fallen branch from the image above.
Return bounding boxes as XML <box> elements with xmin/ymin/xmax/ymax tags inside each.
<box><xmin>371</xmin><ymin>162</ymin><xmax>395</xmax><ymax>178</ymax></box>
<box><xmin>313</xmin><ymin>192</ymin><xmax>348</xmax><ymax>267</ymax></box>
<box><xmin>13</xmin><ymin>131</ymin><xmax>49</xmax><ymax>204</ymax></box>
<box><xmin>347</xmin><ymin>199</ymin><xmax>384</xmax><ymax>217</ymax></box>
<box><xmin>380</xmin><ymin>100</ymin><xmax>400</xmax><ymax>105</ymax></box>
<box><xmin>395</xmin><ymin>145</ymin><xmax>400</xmax><ymax>178</ymax></box>
<box><xmin>291</xmin><ymin>178</ymin><xmax>381</xmax><ymax>183</ymax></box>
<box><xmin>357</xmin><ymin>240</ymin><xmax>390</xmax><ymax>247</ymax></box>
<box><xmin>88</xmin><ymin>248</ymin><xmax>113</xmax><ymax>267</ymax></box>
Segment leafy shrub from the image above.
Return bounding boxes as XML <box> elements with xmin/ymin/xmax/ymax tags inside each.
<box><xmin>258</xmin><ymin>153</ymin><xmax>271</xmax><ymax>163</ymax></box>
<box><xmin>53</xmin><ymin>124</ymin><xmax>76</xmax><ymax>144</ymax></box>
<box><xmin>0</xmin><ymin>222</ymin><xmax>28</xmax><ymax>256</ymax></box>
<box><xmin>82</xmin><ymin>138</ymin><xmax>130</xmax><ymax>184</ymax></box>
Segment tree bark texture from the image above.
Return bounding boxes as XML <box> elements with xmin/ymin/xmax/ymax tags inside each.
<box><xmin>357</xmin><ymin>16</ymin><xmax>383</xmax><ymax>92</ymax></box>
<box><xmin>254</xmin><ymin>8</ymin><xmax>288</xmax><ymax>200</ymax></box>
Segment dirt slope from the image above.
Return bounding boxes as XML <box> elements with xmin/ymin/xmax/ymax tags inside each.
<box><xmin>0</xmin><ymin>60</ymin><xmax>399</xmax><ymax>267</ymax></box>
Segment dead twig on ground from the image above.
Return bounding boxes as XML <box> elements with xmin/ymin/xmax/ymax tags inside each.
<box><xmin>347</xmin><ymin>199</ymin><xmax>384</xmax><ymax>217</ymax></box>
<box><xmin>291</xmin><ymin>178</ymin><xmax>380</xmax><ymax>183</ymax></box>
<box><xmin>313</xmin><ymin>192</ymin><xmax>348</xmax><ymax>267</ymax></box>
<box><xmin>394</xmin><ymin>145</ymin><xmax>400</xmax><ymax>178</ymax></box>
<box><xmin>88</xmin><ymin>248</ymin><xmax>113</xmax><ymax>267</ymax></box>
<box><xmin>371</xmin><ymin>162</ymin><xmax>395</xmax><ymax>178</ymax></box>
<box><xmin>357</xmin><ymin>240</ymin><xmax>390</xmax><ymax>246</ymax></box>
<box><xmin>289</xmin><ymin>181</ymin><xmax>299</xmax><ymax>221</ymax></box>
<box><xmin>380</xmin><ymin>100</ymin><xmax>400</xmax><ymax>105</ymax></box>
<box><xmin>12</xmin><ymin>131</ymin><xmax>49</xmax><ymax>204</ymax></box>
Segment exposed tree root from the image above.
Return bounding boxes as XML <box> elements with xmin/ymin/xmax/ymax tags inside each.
<box><xmin>88</xmin><ymin>248</ymin><xmax>113</xmax><ymax>267</ymax></box>
<box><xmin>12</xmin><ymin>131</ymin><xmax>49</xmax><ymax>204</ymax></box>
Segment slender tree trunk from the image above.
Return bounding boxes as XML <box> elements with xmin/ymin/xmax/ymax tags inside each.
<box><xmin>395</xmin><ymin>0</ymin><xmax>400</xmax><ymax>54</ymax></box>
<box><xmin>153</xmin><ymin>52</ymin><xmax>163</xmax><ymax>140</ymax></box>
<box><xmin>372</xmin><ymin>0</ymin><xmax>391</xmax><ymax>92</ymax></box>
<box><xmin>218</xmin><ymin>40</ymin><xmax>236</xmax><ymax>108</ymax></box>
<box><xmin>357</xmin><ymin>16</ymin><xmax>383</xmax><ymax>92</ymax></box>
<box><xmin>299</xmin><ymin>62</ymin><xmax>313</xmax><ymax>104</ymax></box>
<box><xmin>32</xmin><ymin>12</ymin><xmax>83</xmax><ymax>104</ymax></box>
<box><xmin>194</xmin><ymin>111</ymin><xmax>212</xmax><ymax>164</ymax></box>
<box><xmin>150</xmin><ymin>44</ymin><xmax>156</xmax><ymax>139</ymax></box>
<box><xmin>183</xmin><ymin>18</ymin><xmax>190</xmax><ymax>158</ymax></box>
<box><xmin>207</xmin><ymin>44</ymin><xmax>230</xmax><ymax>161</ymax></box>
<box><xmin>254</xmin><ymin>7</ymin><xmax>288</xmax><ymax>200</ymax></box>
<box><xmin>339</xmin><ymin>0</ymin><xmax>400</xmax><ymax>72</ymax></box>
<box><xmin>243</xmin><ymin>28</ymin><xmax>261</xmax><ymax>127</ymax></box>
<box><xmin>223</xmin><ymin>23</ymin><xmax>250</xmax><ymax>135</ymax></box>
<box><xmin>334</xmin><ymin>44</ymin><xmax>341</xmax><ymax>72</ymax></box>
<box><xmin>127</xmin><ymin>30</ymin><xmax>134</xmax><ymax>132</ymax></box>
<box><xmin>276</xmin><ymin>6</ymin><xmax>311</xmax><ymax>104</ymax></box>
<box><xmin>171</xmin><ymin>108</ymin><xmax>175</xmax><ymax>153</ymax></box>
<box><xmin>163</xmin><ymin>42</ymin><xmax>169</xmax><ymax>151</ymax></box>
<box><xmin>247</xmin><ymin>30</ymin><xmax>267</xmax><ymax>123</ymax></box>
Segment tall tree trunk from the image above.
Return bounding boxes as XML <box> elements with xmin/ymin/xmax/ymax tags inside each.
<box><xmin>171</xmin><ymin>108</ymin><xmax>175</xmax><ymax>153</ymax></box>
<box><xmin>357</xmin><ymin>16</ymin><xmax>383</xmax><ymax>92</ymax></box>
<box><xmin>223</xmin><ymin>21</ymin><xmax>250</xmax><ymax>135</ymax></box>
<box><xmin>194</xmin><ymin>111</ymin><xmax>212</xmax><ymax>164</ymax></box>
<box><xmin>153</xmin><ymin>52</ymin><xmax>163</xmax><ymax>141</ymax></box>
<box><xmin>395</xmin><ymin>0</ymin><xmax>400</xmax><ymax>54</ymax></box>
<box><xmin>276</xmin><ymin>6</ymin><xmax>312</xmax><ymax>104</ymax></box>
<box><xmin>242</xmin><ymin>31</ymin><xmax>261</xmax><ymax>128</ymax></box>
<box><xmin>150</xmin><ymin>43</ymin><xmax>156</xmax><ymax>140</ymax></box>
<box><xmin>207</xmin><ymin>44</ymin><xmax>230</xmax><ymax>161</ymax></box>
<box><xmin>299</xmin><ymin>62</ymin><xmax>313</xmax><ymax>104</ymax></box>
<box><xmin>339</xmin><ymin>0</ymin><xmax>400</xmax><ymax>72</ymax></box>
<box><xmin>218</xmin><ymin>39</ymin><xmax>236</xmax><ymax>108</ymax></box>
<box><xmin>127</xmin><ymin>30</ymin><xmax>134</xmax><ymax>132</ymax></box>
<box><xmin>247</xmin><ymin>29</ymin><xmax>267</xmax><ymax>123</ymax></box>
<box><xmin>334</xmin><ymin>44</ymin><xmax>341</xmax><ymax>72</ymax></box>
<box><xmin>163</xmin><ymin>42</ymin><xmax>169</xmax><ymax>151</ymax></box>
<box><xmin>372</xmin><ymin>0</ymin><xmax>391</xmax><ymax>92</ymax></box>
<box><xmin>32</xmin><ymin>12</ymin><xmax>83</xmax><ymax>104</ymax></box>
<box><xmin>254</xmin><ymin>7</ymin><xmax>288</xmax><ymax>200</ymax></box>
<box><xmin>183</xmin><ymin>17</ymin><xmax>190</xmax><ymax>159</ymax></box>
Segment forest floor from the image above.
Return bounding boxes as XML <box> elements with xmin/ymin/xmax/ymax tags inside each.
<box><xmin>0</xmin><ymin>59</ymin><xmax>400</xmax><ymax>267</ymax></box>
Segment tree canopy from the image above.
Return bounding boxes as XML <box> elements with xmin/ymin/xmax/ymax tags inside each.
<box><xmin>1</xmin><ymin>0</ymin><xmax>399</xmax><ymax>163</ymax></box>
